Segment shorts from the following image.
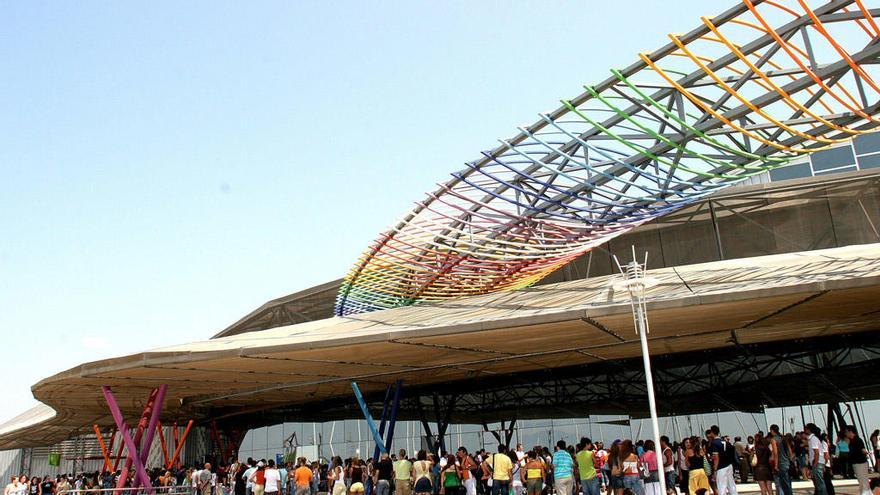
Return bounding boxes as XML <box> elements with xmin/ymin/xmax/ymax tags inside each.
<box><xmin>350</xmin><ymin>482</ymin><xmax>365</xmax><ymax>494</ymax></box>
<box><xmin>610</xmin><ymin>476</ymin><xmax>624</xmax><ymax>490</ymax></box>
<box><xmin>526</xmin><ymin>480</ymin><xmax>543</xmax><ymax>494</ymax></box>
<box><xmin>414</xmin><ymin>478</ymin><xmax>432</xmax><ymax>494</ymax></box>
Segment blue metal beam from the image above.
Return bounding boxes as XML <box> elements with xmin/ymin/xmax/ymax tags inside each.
<box><xmin>373</xmin><ymin>384</ymin><xmax>393</xmax><ymax>461</ymax></box>
<box><xmin>385</xmin><ymin>380</ymin><xmax>403</xmax><ymax>453</ymax></box>
<box><xmin>351</xmin><ymin>382</ymin><xmax>387</xmax><ymax>456</ymax></box>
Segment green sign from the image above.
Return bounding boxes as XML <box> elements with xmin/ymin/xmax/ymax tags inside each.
<box><xmin>48</xmin><ymin>453</ymin><xmax>60</xmax><ymax>466</ymax></box>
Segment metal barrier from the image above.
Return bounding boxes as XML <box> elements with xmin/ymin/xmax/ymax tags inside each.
<box><xmin>62</xmin><ymin>487</ymin><xmax>195</xmax><ymax>495</ymax></box>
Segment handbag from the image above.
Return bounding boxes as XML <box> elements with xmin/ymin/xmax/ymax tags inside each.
<box><xmin>751</xmin><ymin>454</ymin><xmax>758</xmax><ymax>467</ymax></box>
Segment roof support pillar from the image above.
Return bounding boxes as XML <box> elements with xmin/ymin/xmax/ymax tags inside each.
<box><xmin>102</xmin><ymin>385</ymin><xmax>156</xmax><ymax>494</ymax></box>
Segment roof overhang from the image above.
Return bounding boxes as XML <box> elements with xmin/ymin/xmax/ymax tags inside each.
<box><xmin>2</xmin><ymin>243</ymin><xmax>879</xmax><ymax>448</ymax></box>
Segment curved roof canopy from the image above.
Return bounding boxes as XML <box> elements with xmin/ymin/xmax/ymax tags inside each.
<box><xmin>1</xmin><ymin>243</ymin><xmax>878</xmax><ymax>449</ymax></box>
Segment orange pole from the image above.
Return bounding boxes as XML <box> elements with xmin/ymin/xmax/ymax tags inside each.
<box><xmin>167</xmin><ymin>420</ymin><xmax>193</xmax><ymax>470</ymax></box>
<box><xmin>93</xmin><ymin>425</ymin><xmax>112</xmax><ymax>472</ymax></box>
<box><xmin>157</xmin><ymin>421</ymin><xmax>171</xmax><ymax>469</ymax></box>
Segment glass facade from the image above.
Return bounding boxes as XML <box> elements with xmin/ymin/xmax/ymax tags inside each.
<box><xmin>537</xmin><ymin>168</ymin><xmax>880</xmax><ymax>283</ymax></box>
<box><xmin>766</xmin><ymin>134</ymin><xmax>880</xmax><ymax>181</ymax></box>
<box><xmin>235</xmin><ymin>410</ymin><xmax>811</xmax><ymax>462</ymax></box>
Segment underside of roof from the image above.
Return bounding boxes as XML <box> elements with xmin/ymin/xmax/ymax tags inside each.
<box><xmin>1</xmin><ymin>243</ymin><xmax>878</xmax><ymax>449</ymax></box>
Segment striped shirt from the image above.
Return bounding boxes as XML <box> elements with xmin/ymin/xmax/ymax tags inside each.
<box><xmin>553</xmin><ymin>450</ymin><xmax>574</xmax><ymax>479</ymax></box>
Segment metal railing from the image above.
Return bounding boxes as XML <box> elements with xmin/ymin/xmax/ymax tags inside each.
<box><xmin>60</xmin><ymin>487</ymin><xmax>195</xmax><ymax>495</ymax></box>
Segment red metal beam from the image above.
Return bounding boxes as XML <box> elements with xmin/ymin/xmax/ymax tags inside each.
<box><xmin>156</xmin><ymin>421</ymin><xmax>170</xmax><ymax>469</ymax></box>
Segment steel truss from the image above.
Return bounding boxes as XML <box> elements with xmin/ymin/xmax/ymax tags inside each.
<box><xmin>214</xmin><ymin>331</ymin><xmax>880</xmax><ymax>429</ymax></box>
<box><xmin>336</xmin><ymin>0</ymin><xmax>880</xmax><ymax>315</ymax></box>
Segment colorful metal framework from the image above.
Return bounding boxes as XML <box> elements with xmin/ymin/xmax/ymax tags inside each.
<box><xmin>335</xmin><ymin>0</ymin><xmax>880</xmax><ymax>316</ymax></box>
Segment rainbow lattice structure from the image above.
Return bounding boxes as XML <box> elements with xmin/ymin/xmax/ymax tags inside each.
<box><xmin>335</xmin><ymin>0</ymin><xmax>880</xmax><ymax>316</ymax></box>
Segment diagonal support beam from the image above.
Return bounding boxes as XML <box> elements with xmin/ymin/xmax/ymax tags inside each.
<box><xmin>167</xmin><ymin>420</ymin><xmax>194</xmax><ymax>470</ymax></box>
<box><xmin>384</xmin><ymin>379</ymin><xmax>403</xmax><ymax>453</ymax></box>
<box><xmin>351</xmin><ymin>382</ymin><xmax>388</xmax><ymax>455</ymax></box>
<box><xmin>139</xmin><ymin>384</ymin><xmax>168</xmax><ymax>465</ymax></box>
<box><xmin>102</xmin><ymin>386</ymin><xmax>155</xmax><ymax>494</ymax></box>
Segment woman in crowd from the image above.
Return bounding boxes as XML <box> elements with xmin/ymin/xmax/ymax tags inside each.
<box><xmin>685</xmin><ymin>437</ymin><xmax>710</xmax><ymax>495</ymax></box>
<box><xmin>606</xmin><ymin>442</ymin><xmax>623</xmax><ymax>495</ymax></box>
<box><xmin>440</xmin><ymin>454</ymin><xmax>461</xmax><ymax>495</ymax></box>
<box><xmin>752</xmin><ymin>432</ymin><xmax>772</xmax><ymax>495</ymax></box>
<box><xmin>233</xmin><ymin>463</ymin><xmax>247</xmax><ymax>495</ymax></box>
<box><xmin>249</xmin><ymin>462</ymin><xmax>266</xmax><ymax>495</ymax></box>
<box><xmin>522</xmin><ymin>450</ymin><xmax>545</xmax><ymax>495</ymax></box>
<box><xmin>412</xmin><ymin>450</ymin><xmax>433</xmax><ymax>495</ymax></box>
<box><xmin>640</xmin><ymin>440</ymin><xmax>660</xmax><ymax>495</ymax></box>
<box><xmin>348</xmin><ymin>457</ymin><xmax>365</xmax><ymax>495</ymax></box>
<box><xmin>329</xmin><ymin>457</ymin><xmax>346</xmax><ymax>495</ymax></box>
<box><xmin>795</xmin><ymin>432</ymin><xmax>810</xmax><ymax>481</ymax></box>
<box><xmin>618</xmin><ymin>440</ymin><xmax>642</xmax><ymax>495</ymax></box>
<box><xmin>509</xmin><ymin>450</ymin><xmax>523</xmax><ymax>495</ymax></box>
<box><xmin>55</xmin><ymin>477</ymin><xmax>68</xmax><ymax>495</ymax></box>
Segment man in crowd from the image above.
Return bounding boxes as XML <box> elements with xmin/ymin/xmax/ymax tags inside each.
<box><xmin>373</xmin><ymin>452</ymin><xmax>393</xmax><ymax>495</ymax></box>
<box><xmin>293</xmin><ymin>458</ymin><xmax>312</xmax><ymax>495</ymax></box>
<box><xmin>660</xmin><ymin>436</ymin><xmax>676</xmax><ymax>495</ymax></box>
<box><xmin>807</xmin><ymin>423</ymin><xmax>827</xmax><ymax>495</ymax></box>
<box><xmin>264</xmin><ymin>460</ymin><xmax>281</xmax><ymax>495</ymax></box>
<box><xmin>394</xmin><ymin>449</ymin><xmax>412</xmax><ymax>495</ymax></box>
<box><xmin>576</xmin><ymin>438</ymin><xmax>599</xmax><ymax>495</ymax></box>
<box><xmin>487</xmin><ymin>444</ymin><xmax>513</xmax><ymax>495</ymax></box>
<box><xmin>733</xmin><ymin>437</ymin><xmax>748</xmax><ymax>484</ymax></box>
<box><xmin>769</xmin><ymin>424</ymin><xmax>793</xmax><ymax>495</ymax></box>
<box><xmin>707</xmin><ymin>426</ymin><xmax>737</xmax><ymax>495</ymax></box>
<box><xmin>198</xmin><ymin>463</ymin><xmax>213</xmax><ymax>495</ymax></box>
<box><xmin>552</xmin><ymin>440</ymin><xmax>576</xmax><ymax>495</ymax></box>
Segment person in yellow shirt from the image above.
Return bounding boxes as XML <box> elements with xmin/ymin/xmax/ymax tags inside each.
<box><xmin>487</xmin><ymin>445</ymin><xmax>513</xmax><ymax>495</ymax></box>
<box><xmin>522</xmin><ymin>451</ymin><xmax>546</xmax><ymax>495</ymax></box>
<box><xmin>394</xmin><ymin>450</ymin><xmax>413</xmax><ymax>495</ymax></box>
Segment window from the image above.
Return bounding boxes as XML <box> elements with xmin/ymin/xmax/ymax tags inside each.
<box><xmin>769</xmin><ymin>162</ymin><xmax>812</xmax><ymax>182</ymax></box>
<box><xmin>810</xmin><ymin>145</ymin><xmax>856</xmax><ymax>171</ymax></box>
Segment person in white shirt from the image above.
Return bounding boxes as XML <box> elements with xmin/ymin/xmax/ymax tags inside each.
<box><xmin>4</xmin><ymin>477</ymin><xmax>19</xmax><ymax>495</ymax></box>
<box><xmin>264</xmin><ymin>460</ymin><xmax>282</xmax><ymax>495</ymax></box>
<box><xmin>807</xmin><ymin>424</ymin><xmax>827</xmax><ymax>495</ymax></box>
<box><xmin>192</xmin><ymin>468</ymin><xmax>202</xmax><ymax>495</ymax></box>
<box><xmin>515</xmin><ymin>444</ymin><xmax>525</xmax><ymax>462</ymax></box>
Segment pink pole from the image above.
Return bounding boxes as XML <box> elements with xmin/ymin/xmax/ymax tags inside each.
<box><xmin>102</xmin><ymin>386</ymin><xmax>155</xmax><ymax>494</ymax></box>
<box><xmin>139</xmin><ymin>384</ymin><xmax>168</xmax><ymax>465</ymax></box>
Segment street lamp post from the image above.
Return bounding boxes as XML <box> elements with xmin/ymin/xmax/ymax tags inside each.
<box><xmin>613</xmin><ymin>248</ymin><xmax>666</xmax><ymax>495</ymax></box>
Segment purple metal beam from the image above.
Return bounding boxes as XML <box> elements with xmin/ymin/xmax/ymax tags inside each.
<box><xmin>102</xmin><ymin>386</ymin><xmax>155</xmax><ymax>494</ymax></box>
<box><xmin>118</xmin><ymin>388</ymin><xmax>157</xmax><ymax>489</ymax></box>
<box><xmin>139</xmin><ymin>384</ymin><xmax>168</xmax><ymax>465</ymax></box>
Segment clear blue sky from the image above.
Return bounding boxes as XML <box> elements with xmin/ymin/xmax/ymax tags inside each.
<box><xmin>0</xmin><ymin>0</ymin><xmax>716</xmax><ymax>422</ymax></box>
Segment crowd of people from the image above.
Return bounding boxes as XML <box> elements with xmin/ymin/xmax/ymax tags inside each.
<box><xmin>8</xmin><ymin>423</ymin><xmax>880</xmax><ymax>495</ymax></box>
